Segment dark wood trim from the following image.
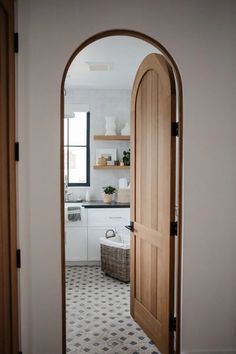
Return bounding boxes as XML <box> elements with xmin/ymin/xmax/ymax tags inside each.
<box><xmin>60</xmin><ymin>29</ymin><xmax>183</xmax><ymax>354</ymax></box>
<box><xmin>169</xmin><ymin>61</ymin><xmax>177</xmax><ymax>354</ymax></box>
<box><xmin>176</xmin><ymin>68</ymin><xmax>183</xmax><ymax>354</ymax></box>
<box><xmin>0</xmin><ymin>0</ymin><xmax>19</xmax><ymax>353</ymax></box>
<box><xmin>60</xmin><ymin>62</ymin><xmax>66</xmax><ymax>354</ymax></box>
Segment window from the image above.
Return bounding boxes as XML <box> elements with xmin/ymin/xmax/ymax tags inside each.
<box><xmin>64</xmin><ymin>112</ymin><xmax>90</xmax><ymax>186</ymax></box>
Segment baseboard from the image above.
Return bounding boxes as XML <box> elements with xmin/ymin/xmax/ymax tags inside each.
<box><xmin>66</xmin><ymin>261</ymin><xmax>101</xmax><ymax>266</ymax></box>
<box><xmin>182</xmin><ymin>350</ymin><xmax>236</xmax><ymax>354</ymax></box>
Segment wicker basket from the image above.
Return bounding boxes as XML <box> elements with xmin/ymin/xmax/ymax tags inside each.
<box><xmin>101</xmin><ymin>244</ymin><xmax>130</xmax><ymax>282</ymax></box>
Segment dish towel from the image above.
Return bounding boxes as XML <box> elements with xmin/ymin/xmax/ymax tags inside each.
<box><xmin>66</xmin><ymin>206</ymin><xmax>81</xmax><ymax>222</ymax></box>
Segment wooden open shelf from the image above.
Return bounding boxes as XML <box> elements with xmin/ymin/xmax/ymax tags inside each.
<box><xmin>94</xmin><ymin>165</ymin><xmax>130</xmax><ymax>170</ymax></box>
<box><xmin>94</xmin><ymin>135</ymin><xmax>130</xmax><ymax>141</ymax></box>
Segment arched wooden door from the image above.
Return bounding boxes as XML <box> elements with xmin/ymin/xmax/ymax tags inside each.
<box><xmin>130</xmin><ymin>53</ymin><xmax>177</xmax><ymax>354</ymax></box>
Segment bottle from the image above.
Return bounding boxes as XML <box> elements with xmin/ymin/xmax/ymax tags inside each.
<box><xmin>85</xmin><ymin>190</ymin><xmax>91</xmax><ymax>202</ymax></box>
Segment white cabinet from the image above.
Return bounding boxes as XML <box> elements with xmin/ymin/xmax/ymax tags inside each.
<box><xmin>87</xmin><ymin>208</ymin><xmax>130</xmax><ymax>262</ymax></box>
<box><xmin>65</xmin><ymin>203</ymin><xmax>88</xmax><ymax>262</ymax></box>
<box><xmin>87</xmin><ymin>228</ymin><xmax>108</xmax><ymax>261</ymax></box>
<box><xmin>65</xmin><ymin>203</ymin><xmax>87</xmax><ymax>227</ymax></box>
<box><xmin>65</xmin><ymin>227</ymin><xmax>87</xmax><ymax>262</ymax></box>
<box><xmin>65</xmin><ymin>206</ymin><xmax>130</xmax><ymax>263</ymax></box>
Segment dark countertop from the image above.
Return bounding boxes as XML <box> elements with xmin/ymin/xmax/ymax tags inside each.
<box><xmin>81</xmin><ymin>201</ymin><xmax>130</xmax><ymax>208</ymax></box>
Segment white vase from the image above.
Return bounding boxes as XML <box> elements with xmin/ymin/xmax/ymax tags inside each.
<box><xmin>121</xmin><ymin>121</ymin><xmax>130</xmax><ymax>135</ymax></box>
<box><xmin>105</xmin><ymin>116</ymin><xmax>116</xmax><ymax>135</ymax></box>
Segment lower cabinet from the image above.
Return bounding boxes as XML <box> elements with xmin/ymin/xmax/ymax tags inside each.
<box><xmin>87</xmin><ymin>228</ymin><xmax>108</xmax><ymax>261</ymax></box>
<box><xmin>65</xmin><ymin>207</ymin><xmax>130</xmax><ymax>263</ymax></box>
<box><xmin>65</xmin><ymin>227</ymin><xmax>87</xmax><ymax>262</ymax></box>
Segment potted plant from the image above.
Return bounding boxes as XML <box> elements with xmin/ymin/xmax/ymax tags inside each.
<box><xmin>122</xmin><ymin>149</ymin><xmax>130</xmax><ymax>166</ymax></box>
<box><xmin>102</xmin><ymin>186</ymin><xmax>116</xmax><ymax>203</ymax></box>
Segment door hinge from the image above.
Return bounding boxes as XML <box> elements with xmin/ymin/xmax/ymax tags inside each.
<box><xmin>170</xmin><ymin>221</ymin><xmax>178</xmax><ymax>236</ymax></box>
<box><xmin>16</xmin><ymin>249</ymin><xmax>21</xmax><ymax>269</ymax></box>
<box><xmin>15</xmin><ymin>142</ymin><xmax>19</xmax><ymax>161</ymax></box>
<box><xmin>169</xmin><ymin>316</ymin><xmax>176</xmax><ymax>332</ymax></box>
<box><xmin>14</xmin><ymin>32</ymin><xmax>19</xmax><ymax>53</ymax></box>
<box><xmin>125</xmin><ymin>221</ymin><xmax>134</xmax><ymax>232</ymax></box>
<box><xmin>171</xmin><ymin>122</ymin><xmax>179</xmax><ymax>137</ymax></box>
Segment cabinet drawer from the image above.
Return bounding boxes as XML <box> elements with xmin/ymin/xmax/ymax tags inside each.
<box><xmin>87</xmin><ymin>208</ymin><xmax>130</xmax><ymax>227</ymax></box>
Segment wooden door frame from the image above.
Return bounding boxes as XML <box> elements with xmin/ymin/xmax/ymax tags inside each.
<box><xmin>60</xmin><ymin>29</ymin><xmax>183</xmax><ymax>354</ymax></box>
<box><xmin>0</xmin><ymin>0</ymin><xmax>19</xmax><ymax>353</ymax></box>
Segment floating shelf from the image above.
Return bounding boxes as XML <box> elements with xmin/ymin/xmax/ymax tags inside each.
<box><xmin>94</xmin><ymin>135</ymin><xmax>130</xmax><ymax>141</ymax></box>
<box><xmin>94</xmin><ymin>165</ymin><xmax>130</xmax><ymax>170</ymax></box>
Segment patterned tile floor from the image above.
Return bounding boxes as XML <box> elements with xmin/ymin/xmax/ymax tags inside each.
<box><xmin>66</xmin><ymin>266</ymin><xmax>159</xmax><ymax>354</ymax></box>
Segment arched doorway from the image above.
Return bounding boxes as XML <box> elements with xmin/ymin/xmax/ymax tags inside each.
<box><xmin>61</xmin><ymin>29</ymin><xmax>183</xmax><ymax>354</ymax></box>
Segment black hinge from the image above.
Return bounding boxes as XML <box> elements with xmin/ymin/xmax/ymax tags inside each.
<box><xmin>171</xmin><ymin>122</ymin><xmax>179</xmax><ymax>137</ymax></box>
<box><xmin>125</xmin><ymin>221</ymin><xmax>134</xmax><ymax>232</ymax></box>
<box><xmin>170</xmin><ymin>221</ymin><xmax>178</xmax><ymax>236</ymax></box>
<box><xmin>15</xmin><ymin>142</ymin><xmax>19</xmax><ymax>161</ymax></box>
<box><xmin>169</xmin><ymin>316</ymin><xmax>176</xmax><ymax>332</ymax></box>
<box><xmin>16</xmin><ymin>249</ymin><xmax>21</xmax><ymax>268</ymax></box>
<box><xmin>14</xmin><ymin>32</ymin><xmax>19</xmax><ymax>53</ymax></box>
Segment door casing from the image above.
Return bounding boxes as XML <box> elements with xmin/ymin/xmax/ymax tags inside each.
<box><xmin>60</xmin><ymin>29</ymin><xmax>183</xmax><ymax>354</ymax></box>
<box><xmin>0</xmin><ymin>0</ymin><xmax>19</xmax><ymax>353</ymax></box>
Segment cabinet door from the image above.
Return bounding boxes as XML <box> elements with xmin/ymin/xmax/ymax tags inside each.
<box><xmin>65</xmin><ymin>227</ymin><xmax>87</xmax><ymax>261</ymax></box>
<box><xmin>87</xmin><ymin>228</ymin><xmax>108</xmax><ymax>261</ymax></box>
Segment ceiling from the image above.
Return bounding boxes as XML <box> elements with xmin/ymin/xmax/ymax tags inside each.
<box><xmin>65</xmin><ymin>36</ymin><xmax>160</xmax><ymax>90</ymax></box>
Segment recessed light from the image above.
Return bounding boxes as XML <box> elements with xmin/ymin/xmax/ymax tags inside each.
<box><xmin>86</xmin><ymin>62</ymin><xmax>113</xmax><ymax>72</ymax></box>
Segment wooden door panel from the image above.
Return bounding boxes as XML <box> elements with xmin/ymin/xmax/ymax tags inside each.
<box><xmin>135</xmin><ymin>71</ymin><xmax>159</xmax><ymax>230</ymax></box>
<box><xmin>131</xmin><ymin>53</ymin><xmax>176</xmax><ymax>354</ymax></box>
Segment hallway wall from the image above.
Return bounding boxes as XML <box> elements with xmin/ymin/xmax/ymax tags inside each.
<box><xmin>17</xmin><ymin>0</ymin><xmax>236</xmax><ymax>353</ymax></box>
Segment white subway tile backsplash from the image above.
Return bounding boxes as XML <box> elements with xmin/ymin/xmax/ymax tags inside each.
<box><xmin>66</xmin><ymin>88</ymin><xmax>131</xmax><ymax>200</ymax></box>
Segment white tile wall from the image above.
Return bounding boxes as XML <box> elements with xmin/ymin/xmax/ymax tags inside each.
<box><xmin>65</xmin><ymin>87</ymin><xmax>131</xmax><ymax>200</ymax></box>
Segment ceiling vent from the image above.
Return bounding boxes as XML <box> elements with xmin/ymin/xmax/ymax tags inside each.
<box><xmin>86</xmin><ymin>62</ymin><xmax>113</xmax><ymax>72</ymax></box>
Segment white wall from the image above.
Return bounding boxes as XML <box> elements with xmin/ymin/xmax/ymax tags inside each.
<box><xmin>65</xmin><ymin>88</ymin><xmax>130</xmax><ymax>200</ymax></box>
<box><xmin>17</xmin><ymin>0</ymin><xmax>236</xmax><ymax>353</ymax></box>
